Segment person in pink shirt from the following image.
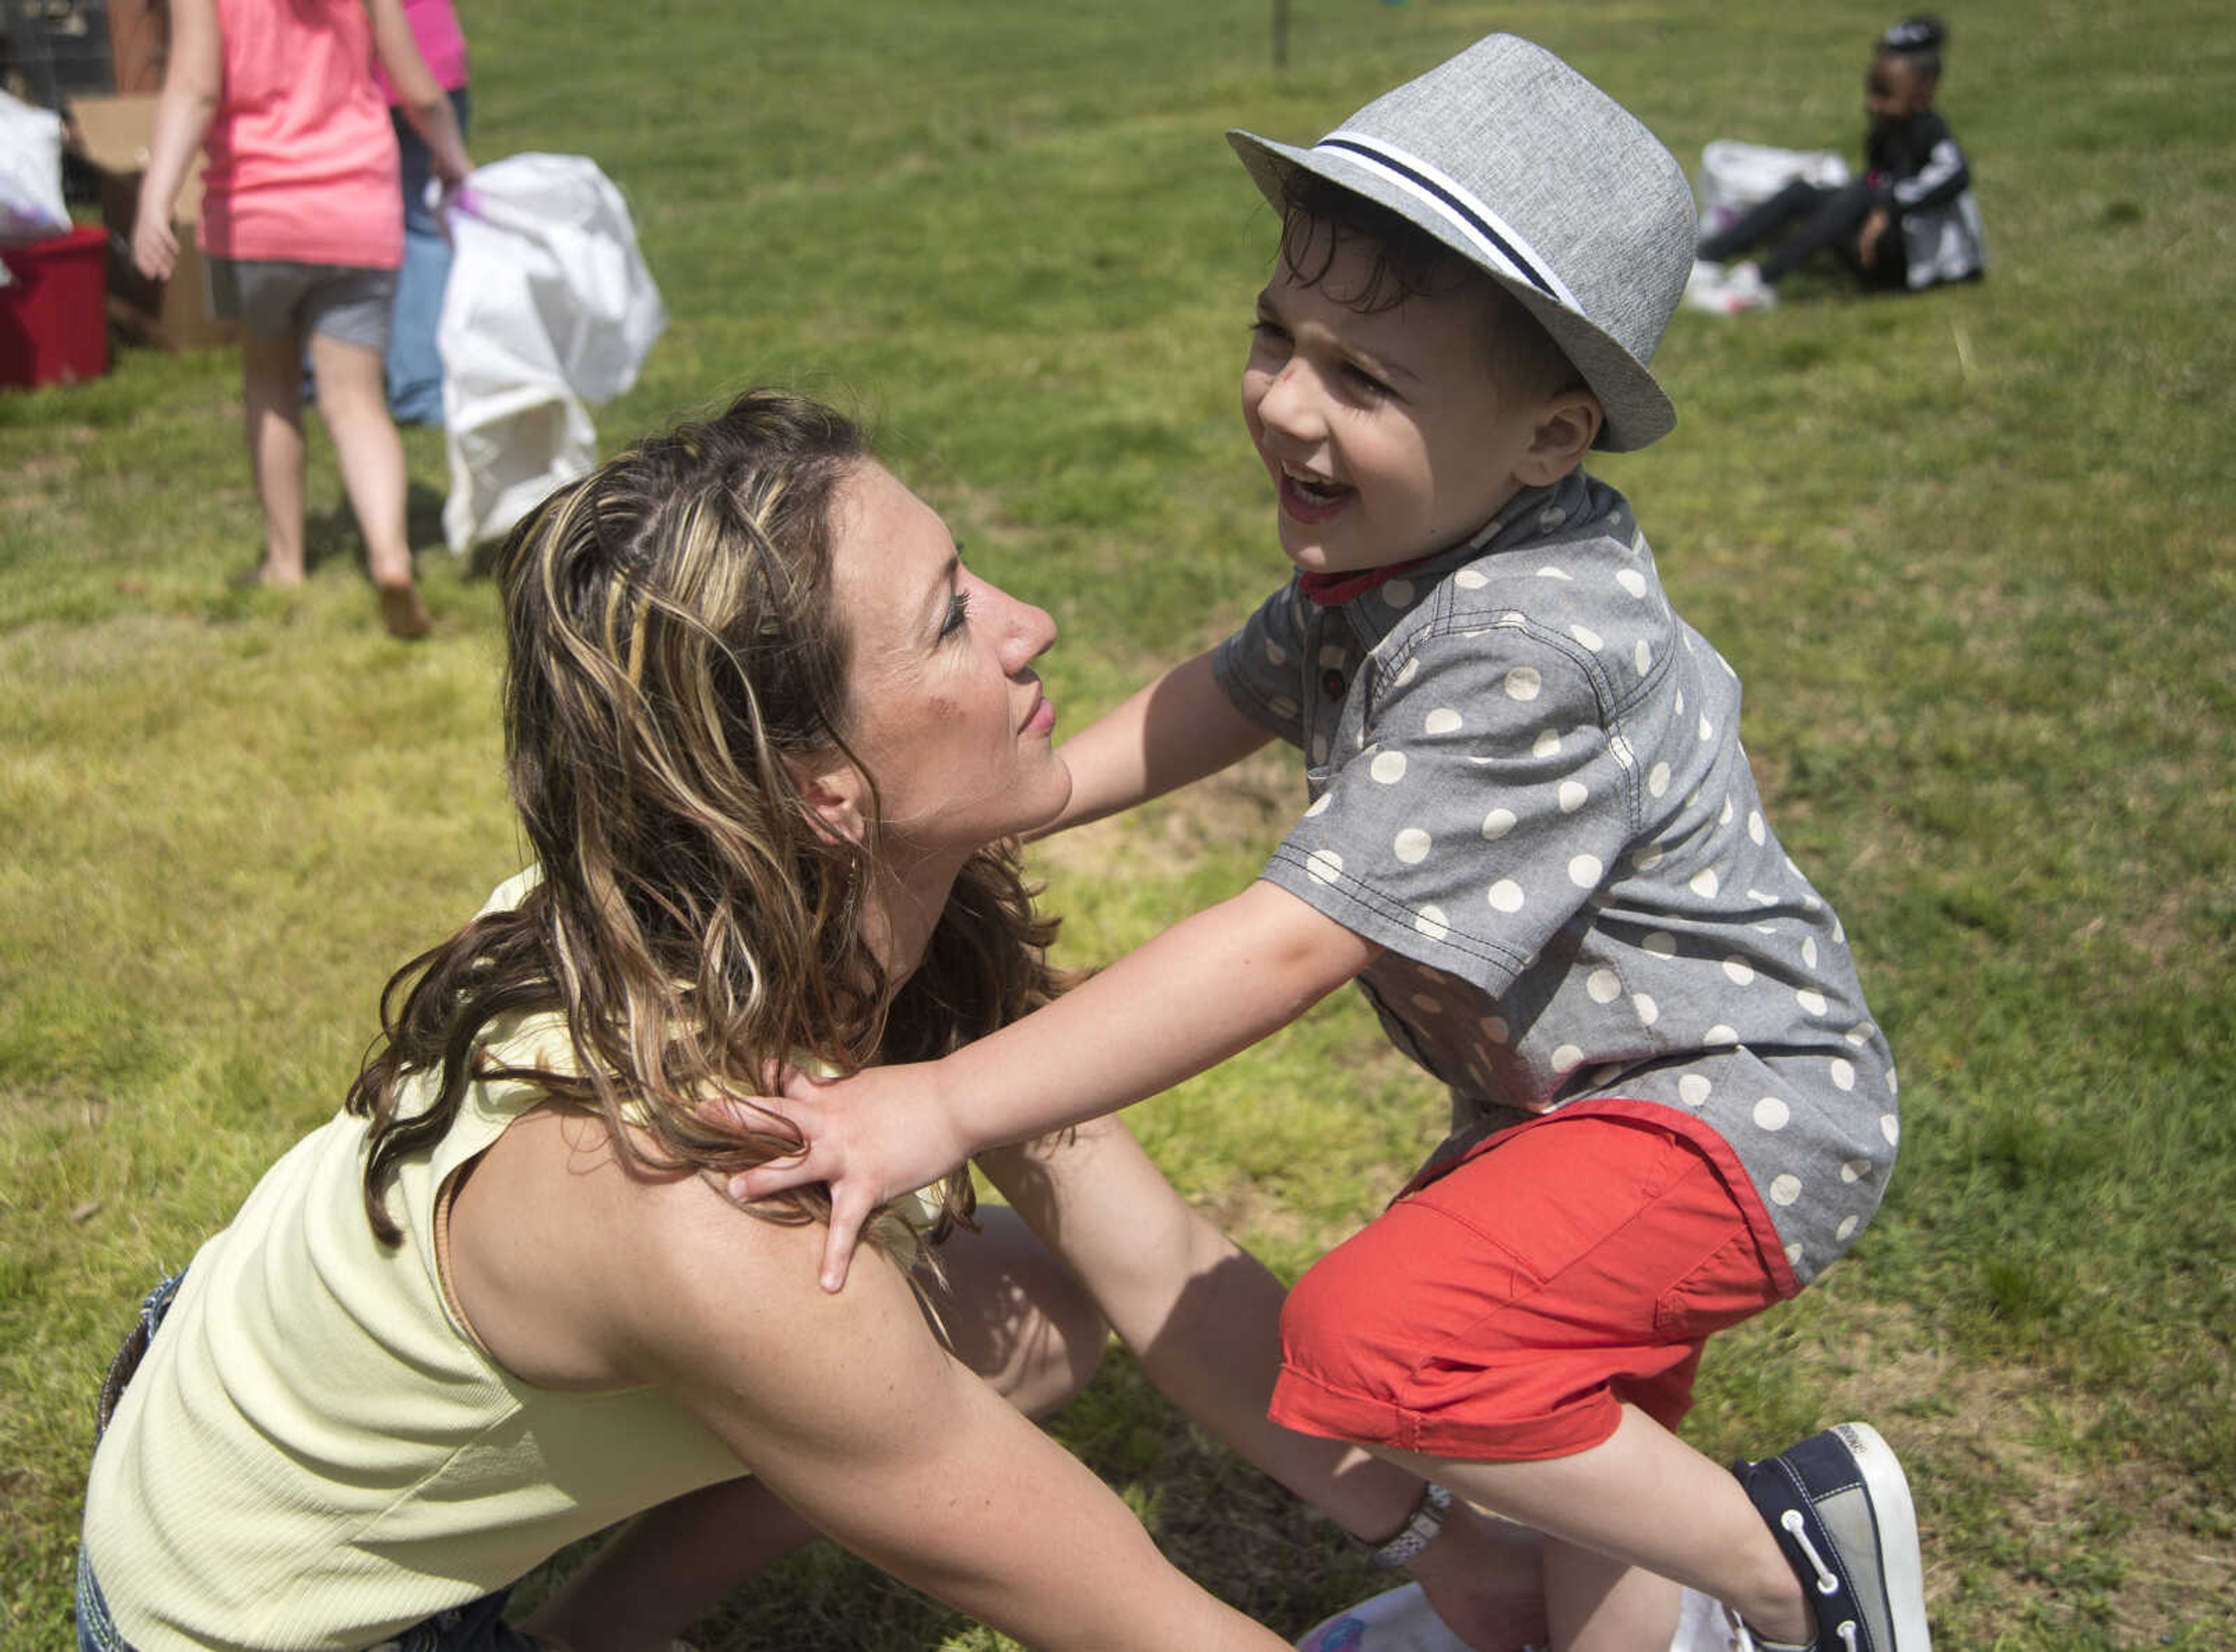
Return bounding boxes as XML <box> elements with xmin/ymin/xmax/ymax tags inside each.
<box><xmin>132</xmin><ymin>0</ymin><xmax>471</xmax><ymax>639</ymax></box>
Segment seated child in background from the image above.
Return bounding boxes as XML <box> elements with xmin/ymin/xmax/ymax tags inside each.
<box><xmin>1688</xmin><ymin>15</ymin><xmax>1984</xmax><ymax>313</ymax></box>
<box><xmin>737</xmin><ymin>34</ymin><xmax>1929</xmax><ymax>1652</ymax></box>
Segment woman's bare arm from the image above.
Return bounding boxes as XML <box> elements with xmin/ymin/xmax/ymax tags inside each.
<box><xmin>448</xmin><ymin>1110</ymin><xmax>1289</xmax><ymax>1652</ymax></box>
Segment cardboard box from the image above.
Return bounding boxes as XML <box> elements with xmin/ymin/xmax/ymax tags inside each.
<box><xmin>66</xmin><ymin>93</ymin><xmax>238</xmax><ymax>352</ymax></box>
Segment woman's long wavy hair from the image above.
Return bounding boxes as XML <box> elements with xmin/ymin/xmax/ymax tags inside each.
<box><xmin>344</xmin><ymin>390</ymin><xmax>1063</xmax><ymax>1260</ymax></box>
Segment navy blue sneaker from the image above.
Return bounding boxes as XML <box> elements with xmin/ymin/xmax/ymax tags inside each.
<box><xmin>1732</xmin><ymin>1421</ymin><xmax>1930</xmax><ymax>1652</ymax></box>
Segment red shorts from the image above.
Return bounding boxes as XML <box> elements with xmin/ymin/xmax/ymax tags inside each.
<box><xmin>1271</xmin><ymin>1109</ymin><xmax>1790</xmax><ymax>1462</ymax></box>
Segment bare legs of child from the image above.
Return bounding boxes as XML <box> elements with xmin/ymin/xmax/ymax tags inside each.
<box><xmin>237</xmin><ymin>328</ymin><xmax>433</xmax><ymax>638</ymax></box>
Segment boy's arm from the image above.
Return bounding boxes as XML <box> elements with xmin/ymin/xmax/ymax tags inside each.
<box><xmin>1035</xmin><ymin>646</ymin><xmax>1273</xmax><ymax>838</ymax></box>
<box><xmin>731</xmin><ymin>879</ymin><xmax>1378</xmax><ymax>1289</ymax></box>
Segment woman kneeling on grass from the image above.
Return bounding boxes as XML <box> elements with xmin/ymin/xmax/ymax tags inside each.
<box><xmin>77</xmin><ymin>391</ymin><xmax>1535</xmax><ymax>1652</ymax></box>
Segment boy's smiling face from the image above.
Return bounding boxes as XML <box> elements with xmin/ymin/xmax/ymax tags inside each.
<box><xmin>1241</xmin><ymin>231</ymin><xmax>1579</xmax><ymax>578</ymax></box>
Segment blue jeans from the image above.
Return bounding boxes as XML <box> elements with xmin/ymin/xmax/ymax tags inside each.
<box><xmin>76</xmin><ymin>1271</ymin><xmax>546</xmax><ymax>1652</ymax></box>
<box><xmin>387</xmin><ymin>88</ymin><xmax>472</xmax><ymax>425</ymax></box>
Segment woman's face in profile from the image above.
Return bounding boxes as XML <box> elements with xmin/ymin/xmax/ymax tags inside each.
<box><xmin>826</xmin><ymin>462</ymin><xmax>1073</xmax><ymax>861</ymax></box>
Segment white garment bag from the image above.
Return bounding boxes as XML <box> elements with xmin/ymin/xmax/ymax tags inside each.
<box><xmin>438</xmin><ymin>153</ymin><xmax>666</xmax><ymax>552</ymax></box>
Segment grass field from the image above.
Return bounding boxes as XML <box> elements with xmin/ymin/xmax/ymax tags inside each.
<box><xmin>4</xmin><ymin>1</ymin><xmax>2233</xmax><ymax>1646</ymax></box>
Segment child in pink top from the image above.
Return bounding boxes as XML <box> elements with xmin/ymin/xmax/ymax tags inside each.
<box><xmin>132</xmin><ymin>0</ymin><xmax>471</xmax><ymax>638</ymax></box>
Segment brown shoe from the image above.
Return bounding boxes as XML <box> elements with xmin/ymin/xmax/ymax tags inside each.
<box><xmin>378</xmin><ymin>582</ymin><xmax>433</xmax><ymax>640</ymax></box>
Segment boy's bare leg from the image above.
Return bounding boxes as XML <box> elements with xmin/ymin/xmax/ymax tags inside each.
<box><xmin>521</xmin><ymin>1207</ymin><xmax>1109</xmax><ymax>1651</ymax></box>
<box><xmin>1383</xmin><ymin>1406</ymin><xmax>1811</xmax><ymax>1647</ymax></box>
<box><xmin>238</xmin><ymin>331</ymin><xmax>308</xmax><ymax>585</ymax></box>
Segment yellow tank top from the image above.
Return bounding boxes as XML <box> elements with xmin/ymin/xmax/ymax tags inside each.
<box><xmin>82</xmin><ymin>1003</ymin><xmax>746</xmax><ymax>1651</ymax></box>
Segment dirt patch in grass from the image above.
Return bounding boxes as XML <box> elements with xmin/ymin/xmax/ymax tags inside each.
<box><xmin>1822</xmin><ymin>1329</ymin><xmax>2236</xmax><ymax>1644</ymax></box>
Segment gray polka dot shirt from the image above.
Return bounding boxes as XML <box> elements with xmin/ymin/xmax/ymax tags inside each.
<box><xmin>1212</xmin><ymin>472</ymin><xmax>1897</xmax><ymax>1286</ymax></box>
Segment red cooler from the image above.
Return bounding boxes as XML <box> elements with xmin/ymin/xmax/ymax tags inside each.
<box><xmin>0</xmin><ymin>224</ymin><xmax>113</xmax><ymax>389</ymax></box>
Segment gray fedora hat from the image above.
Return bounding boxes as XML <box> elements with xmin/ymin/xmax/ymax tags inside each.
<box><xmin>1230</xmin><ymin>34</ymin><xmax>1694</xmax><ymax>451</ymax></box>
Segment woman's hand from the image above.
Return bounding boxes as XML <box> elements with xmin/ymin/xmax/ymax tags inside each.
<box><xmin>722</xmin><ymin>1062</ymin><xmax>972</xmax><ymax>1292</ymax></box>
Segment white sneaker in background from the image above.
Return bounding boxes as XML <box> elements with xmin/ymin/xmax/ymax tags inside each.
<box><xmin>1716</xmin><ymin>261</ymin><xmax>1779</xmax><ymax>313</ymax></box>
<box><xmin>1683</xmin><ymin>257</ymin><xmax>1731</xmax><ymax>312</ymax></box>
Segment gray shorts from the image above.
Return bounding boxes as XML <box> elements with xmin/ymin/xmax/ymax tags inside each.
<box><xmin>204</xmin><ymin>257</ymin><xmax>398</xmax><ymax>349</ymax></box>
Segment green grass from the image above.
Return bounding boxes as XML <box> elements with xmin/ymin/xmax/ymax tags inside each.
<box><xmin>5</xmin><ymin>0</ymin><xmax>2234</xmax><ymax>1645</ymax></box>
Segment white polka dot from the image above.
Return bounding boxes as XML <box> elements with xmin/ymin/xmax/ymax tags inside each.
<box><xmin>1830</xmin><ymin>1059</ymin><xmax>1856</xmax><ymax>1092</ymax></box>
<box><xmin>1803</xmin><ymin>937</ymin><xmax>1820</xmax><ymax>968</ymax></box>
<box><xmin>1647</xmin><ymin>762</ymin><xmax>1671</xmax><ymax>798</ymax></box>
<box><xmin>1270</xmin><ymin>696</ymin><xmax>1298</xmax><ymax>720</ymax></box>
<box><xmin>1414</xmin><ymin>904</ymin><xmax>1449</xmax><ymax>942</ymax></box>
<box><xmin>1690</xmin><ymin>868</ymin><xmax>1720</xmax><ymax>898</ymax></box>
<box><xmin>1424</xmin><ymin>706</ymin><xmax>1462</xmax><ymax>735</ymax></box>
<box><xmin>1394</xmin><ymin>827</ymin><xmax>1432</xmax><ymax>864</ymax></box>
<box><xmin>1483</xmin><ymin>808</ymin><xmax>1516</xmax><ymax>840</ymax></box>
<box><xmin>1505</xmin><ymin>667</ymin><xmax>1542</xmax><ymax>702</ymax></box>
<box><xmin>1706</xmin><ymin>1024</ymin><xmax>1739</xmax><ymax>1045</ymax></box>
<box><xmin>1310</xmin><ymin>735</ymin><xmax>1329</xmax><ymax>763</ymax></box>
<box><xmin>1453</xmin><ymin>568</ymin><xmax>1488</xmax><ymax>590</ymax></box>
<box><xmin>1264</xmin><ymin>641</ymin><xmax>1287</xmax><ymax>666</ymax></box>
<box><xmin>1633</xmin><ymin>993</ymin><xmax>1660</xmax><ymax>1025</ymax></box>
<box><xmin>1644</xmin><ymin>931</ymin><xmax>1676</xmax><ymax>957</ymax></box>
<box><xmin>1634</xmin><ymin>640</ymin><xmax>1653</xmax><ymax>674</ymax></box>
<box><xmin>1410</xmin><ymin>992</ymin><xmax>1442</xmax><ymax>1014</ymax></box>
<box><xmin>1616</xmin><ymin>568</ymin><xmax>1648</xmax><ymax>598</ymax></box>
<box><xmin>1886</xmin><ymin>1066</ymin><xmax>1899</xmax><ymax>1096</ymax></box>
<box><xmin>1395</xmin><ymin>657</ymin><xmax>1420</xmax><ymax>687</ymax></box>
<box><xmin>1370</xmin><ymin>749</ymin><xmax>1407</xmax><ymax>784</ymax></box>
<box><xmin>1570</xmin><ymin>624</ymin><xmax>1604</xmax><ymax>651</ymax></box>
<box><xmin>1608</xmin><ymin>734</ymin><xmax>1634</xmax><ymax>768</ymax></box>
<box><xmin>1382</xmin><ymin>579</ymin><xmax>1414</xmax><ymax>608</ymax></box>
<box><xmin>1489</xmin><ymin>879</ymin><xmax>1525</xmax><ymax>912</ymax></box>
<box><xmin>1678</xmin><ymin>1073</ymin><xmax>1711</xmax><ymax>1106</ymax></box>
<box><xmin>1747</xmin><ymin>811</ymin><xmax>1766</xmax><ymax>846</ymax></box>
<box><xmin>1533</xmin><ymin>728</ymin><xmax>1562</xmax><ymax>759</ymax></box>
<box><xmin>1753</xmin><ymin>1095</ymin><xmax>1791</xmax><ymax>1131</ymax></box>
<box><xmin>1699</xmin><ymin>714</ymin><xmax>1714</xmax><ymax>742</ymax></box>
<box><xmin>1880</xmin><ymin>1113</ymin><xmax>1900</xmax><ymax>1146</ymax></box>
<box><xmin>1558</xmin><ymin>780</ymin><xmax>1589</xmax><ymax>813</ymax></box>
<box><xmin>1482</xmin><ymin>1016</ymin><xmax>1509</xmax><ymax>1043</ymax></box>
<box><xmin>1748</xmin><ymin>887</ymin><xmax>1776</xmax><ymax>907</ymax></box>
<box><xmin>1722</xmin><ymin>956</ymin><xmax>1755</xmax><ymax>985</ymax></box>
<box><xmin>1633</xmin><ymin>846</ymin><xmax>1665</xmax><ymax>871</ymax></box>
<box><xmin>1551</xmin><ymin>1044</ymin><xmax>1585</xmax><ymax>1073</ymax></box>
<box><xmin>1840</xmin><ymin>1158</ymin><xmax>1871</xmax><ymax>1184</ymax></box>
<box><xmin>1786</xmin><ymin>1241</ymin><xmax>1806</xmax><ymax>1268</ymax></box>
<box><xmin>1587</xmin><ymin>968</ymin><xmax>1621</xmax><ymax>1003</ymax></box>
<box><xmin>1845</xmin><ymin>1021</ymin><xmax>1872</xmax><ymax>1046</ymax></box>
<box><xmin>1569</xmin><ymin>855</ymin><xmax>1604</xmax><ymax>888</ymax></box>
<box><xmin>1304</xmin><ymin>793</ymin><xmax>1332</xmax><ymax>817</ymax></box>
<box><xmin>1305</xmin><ymin>849</ymin><xmax>1343</xmax><ymax>885</ymax></box>
<box><xmin>1835</xmin><ymin>1214</ymin><xmax>1860</xmax><ymax>1241</ymax></box>
<box><xmin>1537</xmin><ymin>564</ymin><xmax>1574</xmax><ymax>581</ymax></box>
<box><xmin>1674</xmin><ymin>689</ymin><xmax>1686</xmax><ymax>717</ymax></box>
<box><xmin>1769</xmin><ymin>1174</ymin><xmax>1802</xmax><ymax>1207</ymax></box>
<box><xmin>1796</xmin><ymin>987</ymin><xmax>1828</xmax><ymax>1017</ymax></box>
<box><xmin>1538</xmin><ymin>505</ymin><xmax>1568</xmax><ymax>530</ymax></box>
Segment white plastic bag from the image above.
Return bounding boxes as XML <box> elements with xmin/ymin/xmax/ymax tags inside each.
<box><xmin>1</xmin><ymin>89</ymin><xmax>70</xmax><ymax>246</ymax></box>
<box><xmin>437</xmin><ymin>153</ymin><xmax>666</xmax><ymax>553</ymax></box>
<box><xmin>1695</xmin><ymin>139</ymin><xmax>1852</xmax><ymax>238</ymax></box>
<box><xmin>1294</xmin><ymin>1582</ymin><xmax>1742</xmax><ymax>1652</ymax></box>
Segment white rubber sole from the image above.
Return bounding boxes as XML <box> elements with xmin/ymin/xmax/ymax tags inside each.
<box><xmin>1832</xmin><ymin>1421</ymin><xmax>1933</xmax><ymax>1652</ymax></box>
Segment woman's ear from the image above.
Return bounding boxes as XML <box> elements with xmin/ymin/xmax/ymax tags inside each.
<box><xmin>1514</xmin><ymin>391</ymin><xmax>1603</xmax><ymax>487</ymax></box>
<box><xmin>786</xmin><ymin>751</ymin><xmax>870</xmax><ymax>846</ymax></box>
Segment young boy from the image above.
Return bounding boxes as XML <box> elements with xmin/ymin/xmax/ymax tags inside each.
<box><xmin>737</xmin><ymin>36</ymin><xmax>1927</xmax><ymax>1652</ymax></box>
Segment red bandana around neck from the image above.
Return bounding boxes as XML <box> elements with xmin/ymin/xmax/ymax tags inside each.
<box><xmin>1296</xmin><ymin>556</ymin><xmax>1431</xmax><ymax>608</ymax></box>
